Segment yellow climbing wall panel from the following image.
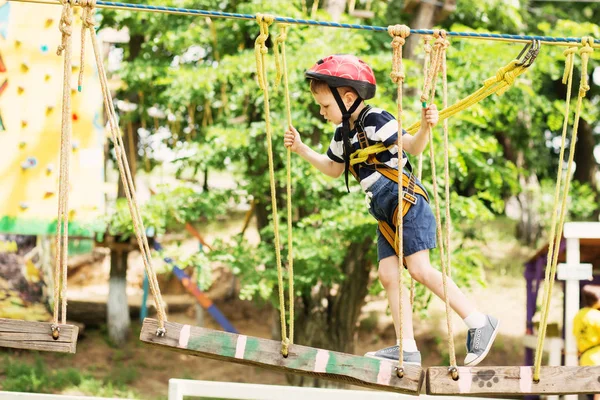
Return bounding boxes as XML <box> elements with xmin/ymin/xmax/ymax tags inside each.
<box><xmin>0</xmin><ymin>1</ymin><xmax>104</xmax><ymax>235</ymax></box>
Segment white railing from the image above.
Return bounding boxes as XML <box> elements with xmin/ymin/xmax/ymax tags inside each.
<box><xmin>168</xmin><ymin>379</ymin><xmax>508</xmax><ymax>400</ymax></box>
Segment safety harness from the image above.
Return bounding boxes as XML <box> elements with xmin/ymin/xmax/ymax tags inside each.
<box><xmin>348</xmin><ymin>108</ymin><xmax>430</xmax><ymax>255</ymax></box>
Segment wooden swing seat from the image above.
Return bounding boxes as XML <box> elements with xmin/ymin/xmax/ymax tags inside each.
<box><xmin>427</xmin><ymin>365</ymin><xmax>600</xmax><ymax>396</ymax></box>
<box><xmin>140</xmin><ymin>318</ymin><xmax>424</xmax><ymax>395</ymax></box>
<box><xmin>0</xmin><ymin>318</ymin><xmax>78</xmax><ymax>353</ymax></box>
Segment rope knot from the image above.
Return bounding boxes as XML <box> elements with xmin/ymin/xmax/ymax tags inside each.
<box><xmin>56</xmin><ymin>1</ymin><xmax>73</xmax><ymax>56</ymax></box>
<box><xmin>390</xmin><ymin>71</ymin><xmax>405</xmax><ymax>84</ymax></box>
<box><xmin>387</xmin><ymin>24</ymin><xmax>410</xmax><ymax>39</ymax></box>
<box><xmin>391</xmin><ymin>36</ymin><xmax>405</xmax><ymax>48</ymax></box>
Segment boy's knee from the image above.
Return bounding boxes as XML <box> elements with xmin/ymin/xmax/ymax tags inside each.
<box><xmin>407</xmin><ymin>264</ymin><xmax>427</xmax><ymax>284</ymax></box>
<box><xmin>378</xmin><ymin>259</ymin><xmax>398</xmax><ymax>288</ymax></box>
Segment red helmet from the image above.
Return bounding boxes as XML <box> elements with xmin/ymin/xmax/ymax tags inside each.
<box><xmin>305</xmin><ymin>55</ymin><xmax>376</xmax><ymax>100</ymax></box>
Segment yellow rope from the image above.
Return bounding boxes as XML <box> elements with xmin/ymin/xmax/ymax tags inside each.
<box><xmin>255</xmin><ymin>14</ymin><xmax>291</xmax><ymax>357</ymax></box>
<box><xmin>421</xmin><ymin>29</ymin><xmax>457</xmax><ymax>371</ymax></box>
<box><xmin>533</xmin><ymin>37</ymin><xmax>594</xmax><ymax>382</ymax></box>
<box><xmin>407</xmin><ymin>59</ymin><xmax>529</xmax><ymax>135</ymax></box>
<box><xmin>82</xmin><ymin>0</ymin><xmax>169</xmax><ymax>333</ymax></box>
<box><xmin>388</xmin><ymin>23</ymin><xmax>410</xmax><ymax>376</ymax></box>
<box><xmin>274</xmin><ymin>23</ymin><xmax>295</xmax><ymax>345</ymax></box>
<box><xmin>53</xmin><ymin>0</ymin><xmax>73</xmax><ymax>331</ymax></box>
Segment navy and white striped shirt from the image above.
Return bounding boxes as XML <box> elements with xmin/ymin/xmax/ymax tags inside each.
<box><xmin>326</xmin><ymin>106</ymin><xmax>409</xmax><ymax>191</ymax></box>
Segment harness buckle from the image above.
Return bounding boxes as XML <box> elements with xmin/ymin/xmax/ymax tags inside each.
<box><xmin>402</xmin><ymin>191</ymin><xmax>417</xmax><ymax>205</ymax></box>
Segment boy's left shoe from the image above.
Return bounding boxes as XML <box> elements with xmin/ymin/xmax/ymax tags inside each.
<box><xmin>464</xmin><ymin>315</ymin><xmax>500</xmax><ymax>366</ymax></box>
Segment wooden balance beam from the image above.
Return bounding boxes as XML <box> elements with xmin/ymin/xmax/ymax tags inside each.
<box><xmin>0</xmin><ymin>318</ymin><xmax>78</xmax><ymax>353</ymax></box>
<box><xmin>140</xmin><ymin>318</ymin><xmax>424</xmax><ymax>395</ymax></box>
<box><xmin>427</xmin><ymin>365</ymin><xmax>600</xmax><ymax>396</ymax></box>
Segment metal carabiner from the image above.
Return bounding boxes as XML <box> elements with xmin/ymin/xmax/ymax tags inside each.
<box><xmin>516</xmin><ymin>39</ymin><xmax>541</xmax><ymax>68</ymax></box>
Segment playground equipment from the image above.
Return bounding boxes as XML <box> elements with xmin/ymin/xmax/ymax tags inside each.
<box><xmin>4</xmin><ymin>0</ymin><xmax>599</xmax><ymax>395</ymax></box>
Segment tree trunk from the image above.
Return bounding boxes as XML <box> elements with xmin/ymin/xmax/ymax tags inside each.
<box><xmin>108</xmin><ymin>249</ymin><xmax>130</xmax><ymax>346</ymax></box>
<box><xmin>405</xmin><ymin>2</ymin><xmax>437</xmax><ymax>59</ymax></box>
<box><xmin>574</xmin><ymin>118</ymin><xmax>597</xmax><ymax>188</ymax></box>
<box><xmin>323</xmin><ymin>0</ymin><xmax>347</xmax><ymax>21</ymax></box>
<box><xmin>286</xmin><ymin>236</ymin><xmax>373</xmax><ymax>388</ymax></box>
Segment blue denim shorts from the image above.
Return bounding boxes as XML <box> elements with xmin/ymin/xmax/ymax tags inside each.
<box><xmin>367</xmin><ymin>175</ymin><xmax>437</xmax><ymax>261</ymax></box>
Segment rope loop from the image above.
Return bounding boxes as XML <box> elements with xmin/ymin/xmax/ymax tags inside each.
<box><xmin>57</xmin><ymin>1</ymin><xmax>73</xmax><ymax>56</ymax></box>
<box><xmin>562</xmin><ymin>46</ymin><xmax>577</xmax><ymax>84</ymax></box>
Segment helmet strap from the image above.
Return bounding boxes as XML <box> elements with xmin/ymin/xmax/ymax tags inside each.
<box><xmin>330</xmin><ymin>87</ymin><xmax>362</xmax><ymax>192</ymax></box>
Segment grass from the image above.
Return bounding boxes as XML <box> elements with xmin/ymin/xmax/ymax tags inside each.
<box><xmin>0</xmin><ymin>355</ymin><xmax>139</xmax><ymax>398</ymax></box>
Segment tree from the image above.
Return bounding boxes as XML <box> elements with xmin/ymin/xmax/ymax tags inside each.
<box><xmin>98</xmin><ymin>0</ymin><xmax>599</xmax><ymax>381</ymax></box>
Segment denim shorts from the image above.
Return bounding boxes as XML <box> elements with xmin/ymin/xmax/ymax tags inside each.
<box><xmin>367</xmin><ymin>175</ymin><xmax>437</xmax><ymax>261</ymax></box>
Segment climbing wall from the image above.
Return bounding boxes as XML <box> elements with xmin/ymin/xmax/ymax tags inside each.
<box><xmin>0</xmin><ymin>1</ymin><xmax>104</xmax><ymax>236</ymax></box>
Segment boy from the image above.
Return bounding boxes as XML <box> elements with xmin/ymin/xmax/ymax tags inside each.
<box><xmin>574</xmin><ymin>284</ymin><xmax>600</xmax><ymax>400</ymax></box>
<box><xmin>283</xmin><ymin>54</ymin><xmax>499</xmax><ymax>366</ymax></box>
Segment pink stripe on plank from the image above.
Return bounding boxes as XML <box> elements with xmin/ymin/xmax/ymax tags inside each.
<box><xmin>376</xmin><ymin>360</ymin><xmax>393</xmax><ymax>385</ymax></box>
<box><xmin>314</xmin><ymin>349</ymin><xmax>329</xmax><ymax>373</ymax></box>
<box><xmin>457</xmin><ymin>367</ymin><xmax>473</xmax><ymax>393</ymax></box>
<box><xmin>178</xmin><ymin>325</ymin><xmax>190</xmax><ymax>348</ymax></box>
<box><xmin>235</xmin><ymin>335</ymin><xmax>247</xmax><ymax>359</ymax></box>
<box><xmin>519</xmin><ymin>366</ymin><xmax>533</xmax><ymax>393</ymax></box>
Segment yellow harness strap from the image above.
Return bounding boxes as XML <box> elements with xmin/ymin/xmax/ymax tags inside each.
<box><xmin>349</xmin><ymin>130</ymin><xmax>429</xmax><ymax>258</ymax></box>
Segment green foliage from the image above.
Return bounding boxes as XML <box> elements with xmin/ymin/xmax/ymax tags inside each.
<box><xmin>535</xmin><ymin>179</ymin><xmax>598</xmax><ymax>231</ymax></box>
<box><xmin>99</xmin><ymin>0</ymin><xmax>599</xmax><ymax>314</ymax></box>
<box><xmin>105</xmin><ymin>183</ymin><xmax>234</xmax><ymax>239</ymax></box>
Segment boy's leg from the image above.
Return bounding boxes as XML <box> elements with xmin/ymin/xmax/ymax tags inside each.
<box><xmin>404</xmin><ymin>249</ymin><xmax>499</xmax><ymax>366</ymax></box>
<box><xmin>379</xmin><ymin>255</ymin><xmax>415</xmax><ymax>342</ymax></box>
<box><xmin>404</xmin><ymin>249</ymin><xmax>474</xmax><ymax>319</ymax></box>
<box><xmin>365</xmin><ymin>255</ymin><xmax>421</xmax><ymax>365</ymax></box>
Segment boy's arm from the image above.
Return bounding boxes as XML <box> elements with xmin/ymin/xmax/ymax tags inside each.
<box><xmin>284</xmin><ymin>125</ymin><xmax>345</xmax><ymax>178</ymax></box>
<box><xmin>296</xmin><ymin>144</ymin><xmax>345</xmax><ymax>178</ymax></box>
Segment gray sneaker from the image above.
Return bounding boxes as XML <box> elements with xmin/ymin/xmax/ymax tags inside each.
<box><xmin>365</xmin><ymin>345</ymin><xmax>422</xmax><ymax>366</ymax></box>
<box><xmin>464</xmin><ymin>315</ymin><xmax>500</xmax><ymax>366</ymax></box>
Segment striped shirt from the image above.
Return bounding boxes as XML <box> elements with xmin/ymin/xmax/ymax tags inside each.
<box><xmin>326</xmin><ymin>106</ymin><xmax>409</xmax><ymax>191</ymax></box>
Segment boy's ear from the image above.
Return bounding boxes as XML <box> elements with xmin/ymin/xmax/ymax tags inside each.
<box><xmin>343</xmin><ymin>90</ymin><xmax>358</xmax><ymax>107</ymax></box>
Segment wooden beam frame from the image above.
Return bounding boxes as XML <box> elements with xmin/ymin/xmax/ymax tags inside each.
<box><xmin>140</xmin><ymin>318</ymin><xmax>424</xmax><ymax>394</ymax></box>
<box><xmin>427</xmin><ymin>366</ymin><xmax>600</xmax><ymax>396</ymax></box>
<box><xmin>0</xmin><ymin>318</ymin><xmax>78</xmax><ymax>353</ymax></box>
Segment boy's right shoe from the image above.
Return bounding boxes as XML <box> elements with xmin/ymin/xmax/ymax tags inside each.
<box><xmin>365</xmin><ymin>345</ymin><xmax>422</xmax><ymax>366</ymax></box>
<box><xmin>464</xmin><ymin>315</ymin><xmax>500</xmax><ymax>366</ymax></box>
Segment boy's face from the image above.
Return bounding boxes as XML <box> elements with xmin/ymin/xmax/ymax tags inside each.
<box><xmin>313</xmin><ymin>88</ymin><xmax>344</xmax><ymax>125</ymax></box>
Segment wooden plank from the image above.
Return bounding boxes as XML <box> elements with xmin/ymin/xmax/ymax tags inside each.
<box><xmin>0</xmin><ymin>318</ymin><xmax>78</xmax><ymax>353</ymax></box>
<box><xmin>141</xmin><ymin>318</ymin><xmax>423</xmax><ymax>394</ymax></box>
<box><xmin>427</xmin><ymin>366</ymin><xmax>600</xmax><ymax>395</ymax></box>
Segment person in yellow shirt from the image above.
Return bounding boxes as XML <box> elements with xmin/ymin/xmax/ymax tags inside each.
<box><xmin>573</xmin><ymin>284</ymin><xmax>600</xmax><ymax>400</ymax></box>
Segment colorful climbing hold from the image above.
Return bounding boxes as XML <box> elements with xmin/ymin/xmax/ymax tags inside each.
<box><xmin>20</xmin><ymin>63</ymin><xmax>28</xmax><ymax>73</ymax></box>
<box><xmin>20</xmin><ymin>157</ymin><xmax>37</xmax><ymax>170</ymax></box>
<box><xmin>17</xmin><ymin>86</ymin><xmax>24</xmax><ymax>95</ymax></box>
<box><xmin>40</xmin><ymin>45</ymin><xmax>49</xmax><ymax>53</ymax></box>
